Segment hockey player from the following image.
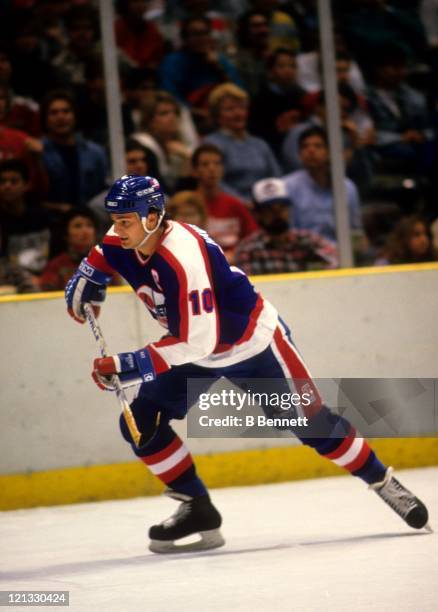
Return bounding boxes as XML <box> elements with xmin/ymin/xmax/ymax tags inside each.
<box><xmin>65</xmin><ymin>175</ymin><xmax>430</xmax><ymax>553</ymax></box>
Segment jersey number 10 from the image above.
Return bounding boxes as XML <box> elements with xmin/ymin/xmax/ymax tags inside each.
<box><xmin>189</xmin><ymin>289</ymin><xmax>214</xmax><ymax>315</ymax></box>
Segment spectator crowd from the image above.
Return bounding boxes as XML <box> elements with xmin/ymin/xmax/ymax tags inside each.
<box><xmin>1</xmin><ymin>0</ymin><xmax>437</xmax><ymax>294</ymax></box>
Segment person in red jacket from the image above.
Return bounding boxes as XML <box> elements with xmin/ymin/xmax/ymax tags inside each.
<box><xmin>39</xmin><ymin>208</ymin><xmax>98</xmax><ymax>291</ymax></box>
<box><xmin>115</xmin><ymin>0</ymin><xmax>165</xmax><ymax>69</ymax></box>
<box><xmin>192</xmin><ymin>143</ymin><xmax>258</xmax><ymax>263</ymax></box>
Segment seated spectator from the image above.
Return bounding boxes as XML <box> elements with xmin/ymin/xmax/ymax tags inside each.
<box><xmin>375</xmin><ymin>215</ymin><xmax>437</xmax><ymax>265</ymax></box>
<box><xmin>192</xmin><ymin>143</ymin><xmax>258</xmax><ymax>262</ymax></box>
<box><xmin>0</xmin><ymin>85</ymin><xmax>48</xmax><ymax>198</ymax></box>
<box><xmin>0</xmin><ymin>257</ymin><xmax>37</xmax><ymax>294</ymax></box>
<box><xmin>159</xmin><ymin>15</ymin><xmax>241</xmax><ymax>125</ymax></box>
<box><xmin>76</xmin><ymin>61</ymin><xmax>134</xmax><ymax>150</ymax></box>
<box><xmin>132</xmin><ymin>91</ymin><xmax>198</xmax><ymax>193</ymax></box>
<box><xmin>234</xmin><ymin>10</ymin><xmax>271</xmax><ymax>97</ymax></box>
<box><xmin>158</xmin><ymin>0</ymin><xmax>235</xmax><ymax>57</ymax></box>
<box><xmin>249</xmin><ymin>47</ymin><xmax>307</xmax><ymax>159</ymax></box>
<box><xmin>297</xmin><ymin>39</ymin><xmax>366</xmax><ymax>95</ymax></box>
<box><xmin>8</xmin><ymin>13</ymin><xmax>59</xmax><ymax>103</ymax></box>
<box><xmin>87</xmin><ymin>139</ymin><xmax>160</xmax><ymax>236</ymax></box>
<box><xmin>51</xmin><ymin>5</ymin><xmax>101</xmax><ymax>90</ymax></box>
<box><xmin>166</xmin><ymin>190</ymin><xmax>208</xmax><ymax>228</ymax></box>
<box><xmin>39</xmin><ymin>208</ymin><xmax>98</xmax><ymax>291</ymax></box>
<box><xmin>234</xmin><ymin>177</ymin><xmax>338</xmax><ymax>275</ymax></box>
<box><xmin>288</xmin><ymin>0</ymin><xmax>319</xmax><ymax>53</ymax></box>
<box><xmin>123</xmin><ymin>67</ymin><xmax>159</xmax><ymax>131</ymax></box>
<box><xmin>115</xmin><ymin>0</ymin><xmax>165</xmax><ymax>69</ymax></box>
<box><xmin>282</xmin><ymin>127</ymin><xmax>365</xmax><ymax>251</ymax></box>
<box><xmin>251</xmin><ymin>0</ymin><xmax>301</xmax><ymax>53</ymax></box>
<box><xmin>41</xmin><ymin>90</ymin><xmax>108</xmax><ymax>219</ymax></box>
<box><xmin>0</xmin><ymin>159</ymin><xmax>50</xmax><ymax>276</ymax></box>
<box><xmin>366</xmin><ymin>43</ymin><xmax>435</xmax><ymax>175</ymax></box>
<box><xmin>281</xmin><ymin>86</ymin><xmax>375</xmax><ymax>193</ymax></box>
<box><xmin>204</xmin><ymin>83</ymin><xmax>280</xmax><ymax>201</ymax></box>
<box><xmin>0</xmin><ymin>44</ymin><xmax>41</xmax><ymax>136</ymax></box>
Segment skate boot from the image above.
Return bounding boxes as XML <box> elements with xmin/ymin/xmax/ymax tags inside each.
<box><xmin>369</xmin><ymin>467</ymin><xmax>432</xmax><ymax>531</ymax></box>
<box><xmin>149</xmin><ymin>489</ymin><xmax>225</xmax><ymax>553</ymax></box>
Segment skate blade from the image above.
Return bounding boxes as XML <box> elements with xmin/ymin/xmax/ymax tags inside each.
<box><xmin>424</xmin><ymin>523</ymin><xmax>433</xmax><ymax>533</ymax></box>
<box><xmin>149</xmin><ymin>528</ymin><xmax>225</xmax><ymax>554</ymax></box>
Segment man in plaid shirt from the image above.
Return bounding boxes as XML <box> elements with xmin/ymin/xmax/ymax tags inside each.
<box><xmin>234</xmin><ymin>177</ymin><xmax>338</xmax><ymax>275</ymax></box>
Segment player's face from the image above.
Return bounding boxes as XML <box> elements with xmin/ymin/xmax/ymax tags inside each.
<box><xmin>193</xmin><ymin>152</ymin><xmax>224</xmax><ymax>186</ymax></box>
<box><xmin>299</xmin><ymin>135</ymin><xmax>329</xmax><ymax>169</ymax></box>
<box><xmin>111</xmin><ymin>213</ymin><xmax>146</xmax><ymax>249</ymax></box>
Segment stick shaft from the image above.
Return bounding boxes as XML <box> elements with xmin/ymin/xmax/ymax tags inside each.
<box><xmin>83</xmin><ymin>304</ymin><xmax>142</xmax><ymax>447</ymax></box>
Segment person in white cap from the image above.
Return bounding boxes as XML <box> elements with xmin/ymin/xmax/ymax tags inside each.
<box><xmin>234</xmin><ymin>177</ymin><xmax>338</xmax><ymax>275</ymax></box>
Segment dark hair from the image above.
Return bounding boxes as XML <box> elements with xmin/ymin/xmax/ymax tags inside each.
<box><xmin>191</xmin><ymin>143</ymin><xmax>225</xmax><ymax>167</ymax></box>
<box><xmin>125</xmin><ymin>138</ymin><xmax>160</xmax><ymax>179</ymax></box>
<box><xmin>181</xmin><ymin>16</ymin><xmax>211</xmax><ymax>42</ymax></box>
<box><xmin>237</xmin><ymin>10</ymin><xmax>268</xmax><ymax>47</ymax></box>
<box><xmin>41</xmin><ymin>89</ymin><xmax>77</xmax><ymax>130</ymax></box>
<box><xmin>0</xmin><ymin>159</ymin><xmax>29</xmax><ymax>182</ymax></box>
<box><xmin>62</xmin><ymin>207</ymin><xmax>98</xmax><ymax>236</ymax></box>
<box><xmin>298</xmin><ymin>126</ymin><xmax>328</xmax><ymax>149</ymax></box>
<box><xmin>267</xmin><ymin>47</ymin><xmax>296</xmax><ymax>70</ymax></box>
<box><xmin>383</xmin><ymin>215</ymin><xmax>435</xmax><ymax>264</ymax></box>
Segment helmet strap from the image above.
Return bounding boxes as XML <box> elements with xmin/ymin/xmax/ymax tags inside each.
<box><xmin>134</xmin><ymin>210</ymin><xmax>165</xmax><ymax>250</ymax></box>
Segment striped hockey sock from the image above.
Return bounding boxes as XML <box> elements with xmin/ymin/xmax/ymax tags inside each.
<box><xmin>300</xmin><ymin>407</ymin><xmax>387</xmax><ymax>485</ymax></box>
<box><xmin>135</xmin><ymin>429</ymin><xmax>207</xmax><ymax>498</ymax></box>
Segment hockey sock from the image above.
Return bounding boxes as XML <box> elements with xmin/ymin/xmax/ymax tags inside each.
<box><xmin>134</xmin><ymin>426</ymin><xmax>208</xmax><ymax>497</ymax></box>
<box><xmin>299</xmin><ymin>406</ymin><xmax>387</xmax><ymax>485</ymax></box>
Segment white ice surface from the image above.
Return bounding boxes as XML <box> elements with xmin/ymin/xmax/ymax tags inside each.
<box><xmin>1</xmin><ymin>468</ymin><xmax>437</xmax><ymax>612</ymax></box>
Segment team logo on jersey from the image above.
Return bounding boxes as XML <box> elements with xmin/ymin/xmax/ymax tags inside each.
<box><xmin>137</xmin><ymin>285</ymin><xmax>167</xmax><ymax>328</ymax></box>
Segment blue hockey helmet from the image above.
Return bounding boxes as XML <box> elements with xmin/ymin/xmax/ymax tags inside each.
<box><xmin>104</xmin><ymin>174</ymin><xmax>165</xmax><ymax>220</ymax></box>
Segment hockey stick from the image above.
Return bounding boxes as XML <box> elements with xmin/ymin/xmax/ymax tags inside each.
<box><xmin>83</xmin><ymin>303</ymin><xmax>146</xmax><ymax>449</ymax></box>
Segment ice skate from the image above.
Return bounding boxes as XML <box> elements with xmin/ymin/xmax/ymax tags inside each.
<box><xmin>149</xmin><ymin>489</ymin><xmax>225</xmax><ymax>553</ymax></box>
<box><xmin>370</xmin><ymin>467</ymin><xmax>432</xmax><ymax>531</ymax></box>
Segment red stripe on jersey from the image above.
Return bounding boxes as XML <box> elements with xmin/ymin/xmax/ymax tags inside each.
<box><xmin>273</xmin><ymin>327</ymin><xmax>322</xmax><ymax>417</ymax></box>
<box><xmin>344</xmin><ymin>440</ymin><xmax>371</xmax><ymax>472</ymax></box>
<box><xmin>181</xmin><ymin>223</ymin><xmax>219</xmax><ymax>348</ymax></box>
<box><xmin>157</xmin><ymin>245</ymin><xmax>189</xmax><ymax>341</ymax></box>
<box><xmin>154</xmin><ymin>336</ymin><xmax>182</xmax><ymax>348</ymax></box>
<box><xmin>103</xmin><ymin>235</ymin><xmax>122</xmax><ymax>247</ymax></box>
<box><xmin>324</xmin><ymin>427</ymin><xmax>356</xmax><ymax>460</ymax></box>
<box><xmin>159</xmin><ymin>453</ymin><xmax>193</xmax><ymax>484</ymax></box>
<box><xmin>142</xmin><ymin>437</ymin><xmax>182</xmax><ymax>466</ymax></box>
<box><xmin>213</xmin><ymin>294</ymin><xmax>264</xmax><ymax>354</ymax></box>
<box><xmin>236</xmin><ymin>294</ymin><xmax>263</xmax><ymax>346</ymax></box>
<box><xmin>87</xmin><ymin>247</ymin><xmax>115</xmax><ymax>275</ymax></box>
<box><xmin>147</xmin><ymin>345</ymin><xmax>170</xmax><ymax>375</ymax></box>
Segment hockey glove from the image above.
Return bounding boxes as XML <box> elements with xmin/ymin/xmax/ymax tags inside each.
<box><xmin>65</xmin><ymin>258</ymin><xmax>112</xmax><ymax>324</ymax></box>
<box><xmin>92</xmin><ymin>349</ymin><xmax>156</xmax><ymax>391</ymax></box>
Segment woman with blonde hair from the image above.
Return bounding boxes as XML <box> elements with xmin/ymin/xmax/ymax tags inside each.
<box><xmin>204</xmin><ymin>83</ymin><xmax>280</xmax><ymax>202</ymax></box>
<box><xmin>166</xmin><ymin>190</ymin><xmax>208</xmax><ymax>229</ymax></box>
